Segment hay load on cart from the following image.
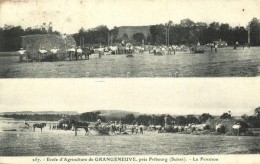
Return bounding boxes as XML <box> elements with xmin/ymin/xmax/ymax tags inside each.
<box><xmin>21</xmin><ymin>34</ymin><xmax>76</xmax><ymax>61</ymax></box>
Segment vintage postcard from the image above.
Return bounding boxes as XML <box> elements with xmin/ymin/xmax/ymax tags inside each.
<box><xmin>0</xmin><ymin>0</ymin><xmax>259</xmax><ymax>77</ymax></box>
<box><xmin>0</xmin><ymin>0</ymin><xmax>260</xmax><ymax>164</ymax></box>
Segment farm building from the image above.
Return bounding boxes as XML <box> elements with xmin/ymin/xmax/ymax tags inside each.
<box><xmin>21</xmin><ymin>34</ymin><xmax>76</xmax><ymax>61</ymax></box>
<box><xmin>118</xmin><ymin>26</ymin><xmax>151</xmax><ymax>40</ymax></box>
<box><xmin>213</xmin><ymin>40</ymin><xmax>228</xmax><ymax>48</ymax></box>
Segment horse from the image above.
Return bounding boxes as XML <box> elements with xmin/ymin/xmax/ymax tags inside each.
<box><xmin>70</xmin><ymin>120</ymin><xmax>90</xmax><ymax>136</ymax></box>
<box><xmin>32</xmin><ymin>123</ymin><xmax>46</xmax><ymax>132</ymax></box>
<box><xmin>82</xmin><ymin>47</ymin><xmax>94</xmax><ymax>60</ymax></box>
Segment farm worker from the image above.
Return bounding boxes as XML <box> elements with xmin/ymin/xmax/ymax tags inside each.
<box><xmin>50</xmin><ymin>46</ymin><xmax>59</xmax><ymax>54</ymax></box>
<box><xmin>131</xmin><ymin>123</ymin><xmax>135</xmax><ymax>134</ymax></box>
<box><xmin>38</xmin><ymin>47</ymin><xmax>48</xmax><ymax>62</ymax></box>
<box><xmin>67</xmin><ymin>48</ymin><xmax>76</xmax><ymax>60</ymax></box>
<box><xmin>50</xmin><ymin>46</ymin><xmax>59</xmax><ymax>61</ymax></box>
<box><xmin>17</xmin><ymin>48</ymin><xmax>27</xmax><ymax>63</ymax></box>
<box><xmin>210</xmin><ymin>44</ymin><xmax>214</xmax><ymax>52</ymax></box>
<box><xmin>214</xmin><ymin>44</ymin><xmax>218</xmax><ymax>53</ymax></box>
<box><xmin>76</xmin><ymin>46</ymin><xmax>83</xmax><ymax>60</ymax></box>
<box><xmin>153</xmin><ymin>46</ymin><xmax>156</xmax><ymax>55</ymax></box>
<box><xmin>140</xmin><ymin>123</ymin><xmax>144</xmax><ymax>134</ymax></box>
<box><xmin>135</xmin><ymin>123</ymin><xmax>139</xmax><ymax>134</ymax></box>
<box><xmin>24</xmin><ymin>120</ymin><xmax>29</xmax><ymax>127</ymax></box>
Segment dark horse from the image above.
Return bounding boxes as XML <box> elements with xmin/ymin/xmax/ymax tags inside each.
<box><xmin>70</xmin><ymin>120</ymin><xmax>90</xmax><ymax>136</ymax></box>
<box><xmin>82</xmin><ymin>47</ymin><xmax>94</xmax><ymax>60</ymax></box>
<box><xmin>32</xmin><ymin>123</ymin><xmax>46</xmax><ymax>132</ymax></box>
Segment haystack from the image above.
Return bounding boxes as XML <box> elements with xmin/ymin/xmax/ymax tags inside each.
<box><xmin>21</xmin><ymin>34</ymin><xmax>76</xmax><ymax>60</ymax></box>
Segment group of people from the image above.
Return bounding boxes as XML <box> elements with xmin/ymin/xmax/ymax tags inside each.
<box><xmin>17</xmin><ymin>46</ymin><xmax>89</xmax><ymax>62</ymax></box>
<box><xmin>131</xmin><ymin>123</ymin><xmax>145</xmax><ymax>134</ymax></box>
<box><xmin>151</xmin><ymin>45</ymin><xmax>177</xmax><ymax>55</ymax></box>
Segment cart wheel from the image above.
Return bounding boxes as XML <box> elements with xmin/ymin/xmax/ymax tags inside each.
<box><xmin>19</xmin><ymin>125</ymin><xmax>27</xmax><ymax>132</ymax></box>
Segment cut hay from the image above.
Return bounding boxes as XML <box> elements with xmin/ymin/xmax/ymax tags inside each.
<box><xmin>21</xmin><ymin>34</ymin><xmax>76</xmax><ymax>61</ymax></box>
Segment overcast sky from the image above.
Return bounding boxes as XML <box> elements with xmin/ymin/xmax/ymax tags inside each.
<box><xmin>0</xmin><ymin>79</ymin><xmax>259</xmax><ymax>116</ymax></box>
<box><xmin>0</xmin><ymin>0</ymin><xmax>259</xmax><ymax>34</ymax></box>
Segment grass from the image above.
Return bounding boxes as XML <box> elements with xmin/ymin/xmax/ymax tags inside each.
<box><xmin>0</xmin><ymin>47</ymin><xmax>260</xmax><ymax>78</ymax></box>
<box><xmin>0</xmin><ymin>119</ymin><xmax>260</xmax><ymax>155</ymax></box>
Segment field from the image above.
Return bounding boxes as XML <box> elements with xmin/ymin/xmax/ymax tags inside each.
<box><xmin>0</xmin><ymin>47</ymin><xmax>260</xmax><ymax>77</ymax></box>
<box><xmin>0</xmin><ymin>118</ymin><xmax>260</xmax><ymax>156</ymax></box>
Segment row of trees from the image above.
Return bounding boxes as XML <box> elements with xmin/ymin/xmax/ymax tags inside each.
<box><xmin>1</xmin><ymin>114</ymin><xmax>65</xmax><ymax>121</ymax></box>
<box><xmin>73</xmin><ymin>18</ymin><xmax>260</xmax><ymax>47</ymax></box>
<box><xmin>1</xmin><ymin>107</ymin><xmax>259</xmax><ymax>128</ymax></box>
<box><xmin>0</xmin><ymin>25</ymin><xmax>60</xmax><ymax>51</ymax></box>
<box><xmin>121</xmin><ymin>113</ymin><xmax>213</xmax><ymax>126</ymax></box>
<box><xmin>0</xmin><ymin>18</ymin><xmax>259</xmax><ymax>51</ymax></box>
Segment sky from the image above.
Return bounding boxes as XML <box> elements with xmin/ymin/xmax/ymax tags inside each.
<box><xmin>0</xmin><ymin>0</ymin><xmax>260</xmax><ymax>34</ymax></box>
<box><xmin>0</xmin><ymin>79</ymin><xmax>259</xmax><ymax>116</ymax></box>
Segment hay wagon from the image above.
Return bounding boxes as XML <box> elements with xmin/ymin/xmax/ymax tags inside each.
<box><xmin>21</xmin><ymin>34</ymin><xmax>76</xmax><ymax>62</ymax></box>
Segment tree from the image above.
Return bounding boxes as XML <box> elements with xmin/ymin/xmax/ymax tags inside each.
<box><xmin>186</xmin><ymin>115</ymin><xmax>199</xmax><ymax>124</ymax></box>
<box><xmin>132</xmin><ymin>32</ymin><xmax>145</xmax><ymax>45</ymax></box>
<box><xmin>176</xmin><ymin>116</ymin><xmax>187</xmax><ymax>125</ymax></box>
<box><xmin>220</xmin><ymin>112</ymin><xmax>232</xmax><ymax>119</ymax></box>
<box><xmin>248</xmin><ymin>18</ymin><xmax>260</xmax><ymax>46</ymax></box>
<box><xmin>122</xmin><ymin>33</ymin><xmax>130</xmax><ymax>42</ymax></box>
<box><xmin>122</xmin><ymin>114</ymin><xmax>135</xmax><ymax>124</ymax></box>
<box><xmin>136</xmin><ymin>114</ymin><xmax>153</xmax><ymax>126</ymax></box>
<box><xmin>254</xmin><ymin>107</ymin><xmax>260</xmax><ymax>117</ymax></box>
<box><xmin>150</xmin><ymin>24</ymin><xmax>165</xmax><ymax>45</ymax></box>
<box><xmin>199</xmin><ymin>113</ymin><xmax>213</xmax><ymax>123</ymax></box>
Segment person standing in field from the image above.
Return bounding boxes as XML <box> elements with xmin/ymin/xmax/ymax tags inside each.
<box><xmin>17</xmin><ymin>48</ymin><xmax>27</xmax><ymax>63</ymax></box>
<box><xmin>24</xmin><ymin>120</ymin><xmax>30</xmax><ymax>127</ymax></box>
<box><xmin>140</xmin><ymin>123</ymin><xmax>144</xmax><ymax>134</ymax></box>
<box><xmin>135</xmin><ymin>123</ymin><xmax>139</xmax><ymax>134</ymax></box>
<box><xmin>153</xmin><ymin>46</ymin><xmax>157</xmax><ymax>55</ymax></box>
<box><xmin>214</xmin><ymin>44</ymin><xmax>218</xmax><ymax>53</ymax></box>
<box><xmin>38</xmin><ymin>47</ymin><xmax>48</xmax><ymax>62</ymax></box>
<box><xmin>50</xmin><ymin>46</ymin><xmax>59</xmax><ymax>61</ymax></box>
<box><xmin>76</xmin><ymin>46</ymin><xmax>83</xmax><ymax>60</ymax></box>
<box><xmin>131</xmin><ymin>123</ymin><xmax>135</xmax><ymax>134</ymax></box>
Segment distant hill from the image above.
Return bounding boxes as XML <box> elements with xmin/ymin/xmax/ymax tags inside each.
<box><xmin>92</xmin><ymin>110</ymin><xmax>140</xmax><ymax>119</ymax></box>
<box><xmin>0</xmin><ymin>111</ymin><xmax>79</xmax><ymax>115</ymax></box>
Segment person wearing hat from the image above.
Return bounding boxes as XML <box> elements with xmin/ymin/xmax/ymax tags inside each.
<box><xmin>38</xmin><ymin>47</ymin><xmax>48</xmax><ymax>62</ymax></box>
<box><xmin>17</xmin><ymin>48</ymin><xmax>27</xmax><ymax>63</ymax></box>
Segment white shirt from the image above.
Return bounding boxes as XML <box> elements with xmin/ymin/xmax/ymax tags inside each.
<box><xmin>50</xmin><ymin>49</ymin><xmax>59</xmax><ymax>54</ymax></box>
<box><xmin>39</xmin><ymin>50</ymin><xmax>48</xmax><ymax>54</ymax></box>
<box><xmin>17</xmin><ymin>50</ymin><xmax>26</xmax><ymax>55</ymax></box>
<box><xmin>77</xmin><ymin>48</ymin><xmax>83</xmax><ymax>53</ymax></box>
<box><xmin>68</xmin><ymin>48</ymin><xmax>76</xmax><ymax>52</ymax></box>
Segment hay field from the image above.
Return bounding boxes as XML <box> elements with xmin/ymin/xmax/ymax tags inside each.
<box><xmin>0</xmin><ymin>118</ymin><xmax>260</xmax><ymax>156</ymax></box>
<box><xmin>0</xmin><ymin>47</ymin><xmax>260</xmax><ymax>77</ymax></box>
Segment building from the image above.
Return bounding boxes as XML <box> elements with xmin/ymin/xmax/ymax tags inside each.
<box><xmin>118</xmin><ymin>26</ymin><xmax>151</xmax><ymax>40</ymax></box>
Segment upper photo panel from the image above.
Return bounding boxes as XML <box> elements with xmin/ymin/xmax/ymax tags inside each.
<box><xmin>0</xmin><ymin>0</ymin><xmax>259</xmax><ymax>78</ymax></box>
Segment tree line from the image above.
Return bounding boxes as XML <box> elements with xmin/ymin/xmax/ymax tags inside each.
<box><xmin>0</xmin><ymin>17</ymin><xmax>260</xmax><ymax>51</ymax></box>
<box><xmin>0</xmin><ymin>25</ymin><xmax>60</xmax><ymax>51</ymax></box>
<box><xmin>2</xmin><ymin>107</ymin><xmax>259</xmax><ymax>128</ymax></box>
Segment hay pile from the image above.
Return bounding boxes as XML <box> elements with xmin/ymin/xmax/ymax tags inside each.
<box><xmin>21</xmin><ymin>34</ymin><xmax>76</xmax><ymax>61</ymax></box>
<box><xmin>206</xmin><ymin>118</ymin><xmax>238</xmax><ymax>134</ymax></box>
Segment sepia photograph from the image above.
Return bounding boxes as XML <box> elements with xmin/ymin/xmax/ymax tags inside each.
<box><xmin>0</xmin><ymin>79</ymin><xmax>260</xmax><ymax>157</ymax></box>
<box><xmin>0</xmin><ymin>0</ymin><xmax>260</xmax><ymax>78</ymax></box>
<box><xmin>0</xmin><ymin>0</ymin><xmax>260</xmax><ymax>163</ymax></box>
